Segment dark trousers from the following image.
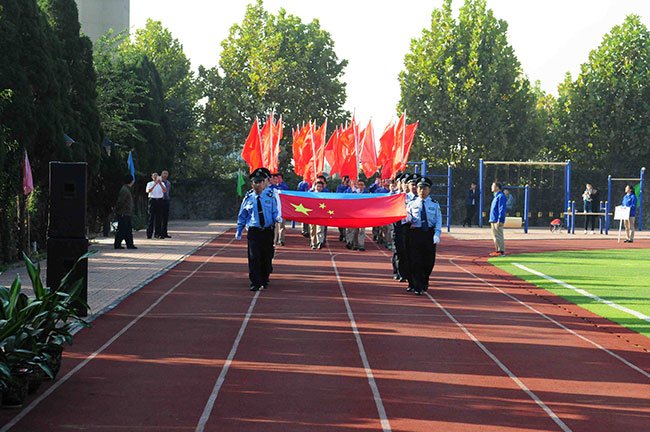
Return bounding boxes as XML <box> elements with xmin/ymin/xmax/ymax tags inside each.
<box><xmin>393</xmin><ymin>223</ymin><xmax>411</xmax><ymax>282</ymax></box>
<box><xmin>407</xmin><ymin>228</ymin><xmax>437</xmax><ymax>292</ymax></box>
<box><xmin>114</xmin><ymin>214</ymin><xmax>134</xmax><ymax>248</ymax></box>
<box><xmin>161</xmin><ymin>199</ymin><xmax>170</xmax><ymax>236</ymax></box>
<box><xmin>338</xmin><ymin>227</ymin><xmax>346</xmax><ymax>241</ymax></box>
<box><xmin>247</xmin><ymin>227</ymin><xmax>275</xmax><ymax>287</ymax></box>
<box><xmin>463</xmin><ymin>205</ymin><xmax>477</xmax><ymax>226</ymax></box>
<box><xmin>585</xmin><ymin>215</ymin><xmax>596</xmax><ymax>231</ymax></box>
<box><xmin>391</xmin><ymin>222</ymin><xmax>400</xmax><ymax>277</ymax></box>
<box><xmin>147</xmin><ymin>198</ymin><xmax>163</xmax><ymax>238</ymax></box>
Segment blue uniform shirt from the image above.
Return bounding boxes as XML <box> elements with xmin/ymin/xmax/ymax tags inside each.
<box><xmin>236</xmin><ymin>190</ymin><xmax>279</xmax><ymax>237</ymax></box>
<box><xmin>270</xmin><ymin>181</ymin><xmax>289</xmax><ymax>191</ymax></box>
<box><xmin>406</xmin><ymin>196</ymin><xmax>442</xmax><ymax>237</ymax></box>
<box><xmin>489</xmin><ymin>191</ymin><xmax>507</xmax><ymax>223</ymax></box>
<box><xmin>622</xmin><ymin>193</ymin><xmax>637</xmax><ymax>217</ymax></box>
<box><xmin>336</xmin><ymin>184</ymin><xmax>349</xmax><ymax>193</ymax></box>
<box><xmin>373</xmin><ymin>186</ymin><xmax>389</xmax><ymax>194</ymax></box>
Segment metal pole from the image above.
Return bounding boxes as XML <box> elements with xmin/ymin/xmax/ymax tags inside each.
<box><xmin>447</xmin><ymin>165</ymin><xmax>452</xmax><ymax>232</ymax></box>
<box><xmin>565</xmin><ymin>161</ymin><xmax>571</xmax><ymax>229</ymax></box>
<box><xmin>607</xmin><ymin>175</ymin><xmax>612</xmax><ymax>232</ymax></box>
<box><xmin>571</xmin><ymin>201</ymin><xmax>576</xmax><ymax>234</ymax></box>
<box><xmin>605</xmin><ymin>201</ymin><xmax>610</xmax><ymax>234</ymax></box>
<box><xmin>479</xmin><ymin>159</ymin><xmax>484</xmax><ymax>227</ymax></box>
<box><xmin>421</xmin><ymin>159</ymin><xmax>427</xmax><ymax>177</ymax></box>
<box><xmin>639</xmin><ymin>167</ymin><xmax>645</xmax><ymax>231</ymax></box>
<box><xmin>599</xmin><ymin>201</ymin><xmax>603</xmax><ymax>234</ymax></box>
<box><xmin>524</xmin><ymin>185</ymin><xmax>529</xmax><ymax>234</ymax></box>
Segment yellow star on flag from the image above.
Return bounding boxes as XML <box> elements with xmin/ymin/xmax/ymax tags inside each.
<box><xmin>328</xmin><ymin>210</ymin><xmax>335</xmax><ymax>215</ymax></box>
<box><xmin>291</xmin><ymin>203</ymin><xmax>313</xmax><ymax>216</ymax></box>
<box><xmin>319</xmin><ymin>203</ymin><xmax>326</xmax><ymax>209</ymax></box>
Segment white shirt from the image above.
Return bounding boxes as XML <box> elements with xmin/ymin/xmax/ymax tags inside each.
<box><xmin>146</xmin><ymin>181</ymin><xmax>164</xmax><ymax>199</ymax></box>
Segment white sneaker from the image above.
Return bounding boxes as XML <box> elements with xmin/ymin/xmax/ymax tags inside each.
<box><xmin>591</xmin><ymin>231</ymin><xmax>595</xmax><ymax>235</ymax></box>
<box><xmin>584</xmin><ymin>230</ymin><xmax>587</xmax><ymax>234</ymax></box>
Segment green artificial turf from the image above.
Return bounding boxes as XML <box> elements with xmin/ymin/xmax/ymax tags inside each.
<box><xmin>489</xmin><ymin>249</ymin><xmax>650</xmax><ymax>338</ymax></box>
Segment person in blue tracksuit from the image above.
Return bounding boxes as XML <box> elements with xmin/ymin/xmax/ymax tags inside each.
<box><xmin>236</xmin><ymin>169</ymin><xmax>281</xmax><ymax>291</ymax></box>
<box><xmin>622</xmin><ymin>184</ymin><xmax>638</xmax><ymax>243</ymax></box>
<box><xmin>489</xmin><ymin>182</ymin><xmax>507</xmax><ymax>256</ymax></box>
<box><xmin>405</xmin><ymin>177</ymin><xmax>442</xmax><ymax>295</ymax></box>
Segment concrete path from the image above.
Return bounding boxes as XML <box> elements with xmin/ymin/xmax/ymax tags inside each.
<box><xmin>0</xmin><ymin>220</ymin><xmax>235</xmax><ymax>319</ymax></box>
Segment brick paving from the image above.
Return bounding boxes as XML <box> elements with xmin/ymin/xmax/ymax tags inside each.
<box><xmin>0</xmin><ymin>220</ymin><xmax>235</xmax><ymax>318</ymax></box>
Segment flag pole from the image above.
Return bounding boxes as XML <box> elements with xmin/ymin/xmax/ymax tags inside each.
<box><xmin>310</xmin><ymin>121</ymin><xmax>317</xmax><ymax>181</ymax></box>
<box><xmin>256</xmin><ymin>116</ymin><xmax>263</xmax><ymax>168</ymax></box>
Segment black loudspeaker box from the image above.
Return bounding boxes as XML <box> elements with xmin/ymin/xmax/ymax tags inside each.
<box><xmin>49</xmin><ymin>162</ymin><xmax>87</xmax><ymax>239</ymax></box>
<box><xmin>46</xmin><ymin>237</ymin><xmax>89</xmax><ymax>317</ymax></box>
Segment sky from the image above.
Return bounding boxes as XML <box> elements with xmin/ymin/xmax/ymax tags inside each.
<box><xmin>131</xmin><ymin>0</ymin><xmax>650</xmax><ymax>131</ymax></box>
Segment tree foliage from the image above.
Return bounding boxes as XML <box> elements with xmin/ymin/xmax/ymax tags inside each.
<box><xmin>549</xmin><ymin>15</ymin><xmax>650</xmax><ymax>174</ymax></box>
<box><xmin>199</xmin><ymin>0</ymin><xmax>349</xmax><ymax>178</ymax></box>
<box><xmin>399</xmin><ymin>0</ymin><xmax>545</xmax><ymax>167</ymax></box>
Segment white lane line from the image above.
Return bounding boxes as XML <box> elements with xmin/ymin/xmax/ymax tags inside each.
<box><xmin>424</xmin><ymin>291</ymin><xmax>572</xmax><ymax>432</ymax></box>
<box><xmin>195</xmin><ymin>290</ymin><xmax>260</xmax><ymax>432</ymax></box>
<box><xmin>328</xmin><ymin>247</ymin><xmax>392</xmax><ymax>432</ymax></box>
<box><xmin>512</xmin><ymin>263</ymin><xmax>650</xmax><ymax>323</ymax></box>
<box><xmin>451</xmin><ymin>257</ymin><xmax>650</xmax><ymax>380</ymax></box>
<box><xmin>1</xmin><ymin>237</ymin><xmax>236</xmax><ymax>432</ymax></box>
<box><xmin>369</xmin><ymin>241</ymin><xmax>571</xmax><ymax>430</ymax></box>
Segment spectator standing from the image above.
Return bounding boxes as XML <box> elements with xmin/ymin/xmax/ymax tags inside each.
<box><xmin>345</xmin><ymin>180</ymin><xmax>368</xmax><ymax>251</ymax></box>
<box><xmin>160</xmin><ymin>170</ymin><xmax>172</xmax><ymax>238</ymax></box>
<box><xmin>146</xmin><ymin>172</ymin><xmax>167</xmax><ymax>239</ymax></box>
<box><xmin>114</xmin><ymin>175</ymin><xmax>137</xmax><ymax>249</ymax></box>
<box><xmin>462</xmin><ymin>182</ymin><xmax>479</xmax><ymax>227</ymax></box>
<box><xmin>622</xmin><ymin>184</ymin><xmax>637</xmax><ymax>243</ymax></box>
<box><xmin>489</xmin><ymin>182</ymin><xmax>507</xmax><ymax>256</ymax></box>
<box><xmin>504</xmin><ymin>188</ymin><xmax>514</xmax><ymax>215</ymax></box>
<box><xmin>336</xmin><ymin>176</ymin><xmax>351</xmax><ymax>241</ymax></box>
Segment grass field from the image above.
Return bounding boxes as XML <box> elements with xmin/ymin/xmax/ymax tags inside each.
<box><xmin>489</xmin><ymin>249</ymin><xmax>650</xmax><ymax>338</ymax></box>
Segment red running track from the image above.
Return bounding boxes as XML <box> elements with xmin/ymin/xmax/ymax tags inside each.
<box><xmin>1</xmin><ymin>229</ymin><xmax>649</xmax><ymax>431</ymax></box>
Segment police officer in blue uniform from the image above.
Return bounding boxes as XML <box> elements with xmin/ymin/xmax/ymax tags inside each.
<box><xmin>236</xmin><ymin>168</ymin><xmax>281</xmax><ymax>291</ymax></box>
<box><xmin>406</xmin><ymin>177</ymin><xmax>442</xmax><ymax>295</ymax></box>
<box><xmin>398</xmin><ymin>173</ymin><xmax>421</xmax><ymax>290</ymax></box>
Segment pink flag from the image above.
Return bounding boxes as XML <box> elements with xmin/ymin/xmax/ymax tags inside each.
<box><xmin>22</xmin><ymin>150</ymin><xmax>34</xmax><ymax>195</ymax></box>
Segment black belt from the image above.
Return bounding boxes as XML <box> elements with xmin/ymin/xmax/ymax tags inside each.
<box><xmin>249</xmin><ymin>226</ymin><xmax>274</xmax><ymax>232</ymax></box>
<box><xmin>149</xmin><ymin>197</ymin><xmax>163</xmax><ymax>200</ymax></box>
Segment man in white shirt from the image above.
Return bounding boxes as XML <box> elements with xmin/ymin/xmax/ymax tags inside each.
<box><xmin>146</xmin><ymin>172</ymin><xmax>167</xmax><ymax>239</ymax></box>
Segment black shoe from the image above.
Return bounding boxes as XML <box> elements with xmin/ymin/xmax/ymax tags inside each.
<box><xmin>280</xmin><ymin>241</ymin><xmax>285</xmax><ymax>246</ymax></box>
<box><xmin>311</xmin><ymin>245</ymin><xmax>317</xmax><ymax>249</ymax></box>
<box><xmin>346</xmin><ymin>243</ymin><xmax>352</xmax><ymax>249</ymax></box>
<box><xmin>317</xmin><ymin>243</ymin><xmax>323</xmax><ymax>249</ymax></box>
<box><xmin>114</xmin><ymin>245</ymin><xmax>125</xmax><ymax>249</ymax></box>
<box><xmin>250</xmin><ymin>285</ymin><xmax>259</xmax><ymax>291</ymax></box>
<box><xmin>372</xmin><ymin>236</ymin><xmax>377</xmax><ymax>241</ymax></box>
<box><xmin>339</xmin><ymin>235</ymin><xmax>344</xmax><ymax>241</ymax></box>
<box><xmin>358</xmin><ymin>247</ymin><xmax>365</xmax><ymax>251</ymax></box>
<box><xmin>393</xmin><ymin>275</ymin><xmax>400</xmax><ymax>280</ymax></box>
<box><xmin>413</xmin><ymin>290</ymin><xmax>422</xmax><ymax>296</ymax></box>
<box><xmin>127</xmin><ymin>246</ymin><xmax>138</xmax><ymax>249</ymax></box>
<box><xmin>164</xmin><ymin>234</ymin><xmax>172</xmax><ymax>238</ymax></box>
<box><xmin>353</xmin><ymin>246</ymin><xmax>359</xmax><ymax>250</ymax></box>
<box><xmin>146</xmin><ymin>236</ymin><xmax>152</xmax><ymax>239</ymax></box>
<box><xmin>399</xmin><ymin>277</ymin><xmax>407</xmax><ymax>283</ymax></box>
<box><xmin>406</xmin><ymin>287</ymin><xmax>414</xmax><ymax>292</ymax></box>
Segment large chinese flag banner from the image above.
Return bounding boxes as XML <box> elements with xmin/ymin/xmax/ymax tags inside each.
<box><xmin>279</xmin><ymin>191</ymin><xmax>406</xmax><ymax>228</ymax></box>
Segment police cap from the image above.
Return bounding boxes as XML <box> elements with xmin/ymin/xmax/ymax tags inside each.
<box><xmin>406</xmin><ymin>174</ymin><xmax>421</xmax><ymax>185</ymax></box>
<box><xmin>417</xmin><ymin>177</ymin><xmax>432</xmax><ymax>188</ymax></box>
<box><xmin>249</xmin><ymin>168</ymin><xmax>266</xmax><ymax>182</ymax></box>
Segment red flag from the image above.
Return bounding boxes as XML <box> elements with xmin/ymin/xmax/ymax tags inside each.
<box><xmin>312</xmin><ymin>120</ymin><xmax>327</xmax><ymax>177</ymax></box>
<box><xmin>399</xmin><ymin>121</ymin><xmax>418</xmax><ymax>171</ymax></box>
<box><xmin>292</xmin><ymin>124</ymin><xmax>306</xmax><ymax>176</ymax></box>
<box><xmin>271</xmin><ymin>115</ymin><xmax>283</xmax><ymax>173</ymax></box>
<box><xmin>359</xmin><ymin>120</ymin><xmax>377</xmax><ymax>178</ymax></box>
<box><xmin>279</xmin><ymin>190</ymin><xmax>406</xmax><ymax>228</ymax></box>
<box><xmin>393</xmin><ymin>113</ymin><xmax>406</xmax><ymax>174</ymax></box>
<box><xmin>324</xmin><ymin>127</ymin><xmax>340</xmax><ymax>176</ymax></box>
<box><xmin>242</xmin><ymin>118</ymin><xmax>263</xmax><ymax>173</ymax></box>
<box><xmin>338</xmin><ymin>123</ymin><xmax>358</xmax><ymax>180</ymax></box>
<box><xmin>301</xmin><ymin>123</ymin><xmax>316</xmax><ymax>181</ymax></box>
<box><xmin>377</xmin><ymin>122</ymin><xmax>395</xmax><ymax>179</ymax></box>
<box><xmin>260</xmin><ymin>114</ymin><xmax>274</xmax><ymax>170</ymax></box>
<box><xmin>22</xmin><ymin>150</ymin><xmax>34</xmax><ymax>195</ymax></box>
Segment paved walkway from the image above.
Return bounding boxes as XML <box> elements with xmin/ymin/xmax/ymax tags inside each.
<box><xmin>0</xmin><ymin>220</ymin><xmax>235</xmax><ymax>318</ymax></box>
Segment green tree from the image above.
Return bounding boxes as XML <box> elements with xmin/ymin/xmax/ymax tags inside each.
<box><xmin>126</xmin><ymin>19</ymin><xmax>199</xmax><ymax>178</ymax></box>
<box><xmin>199</xmin><ymin>0</ymin><xmax>348</xmax><ymax>178</ymax></box>
<box><xmin>399</xmin><ymin>0</ymin><xmax>545</xmax><ymax>166</ymax></box>
<box><xmin>550</xmin><ymin>15</ymin><xmax>650</xmax><ymax>174</ymax></box>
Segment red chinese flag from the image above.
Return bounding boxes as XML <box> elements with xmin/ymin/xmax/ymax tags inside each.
<box><xmin>359</xmin><ymin>119</ymin><xmax>377</xmax><ymax>178</ymax></box>
<box><xmin>301</xmin><ymin>123</ymin><xmax>316</xmax><ymax>181</ymax></box>
<box><xmin>378</xmin><ymin>122</ymin><xmax>395</xmax><ymax>179</ymax></box>
<box><xmin>292</xmin><ymin>125</ymin><xmax>305</xmax><ymax>176</ymax></box>
<box><xmin>279</xmin><ymin>191</ymin><xmax>406</xmax><ymax>228</ymax></box>
<box><xmin>242</xmin><ymin>118</ymin><xmax>263</xmax><ymax>173</ymax></box>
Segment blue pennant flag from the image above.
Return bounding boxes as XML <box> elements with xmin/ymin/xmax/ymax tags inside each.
<box><xmin>64</xmin><ymin>133</ymin><xmax>75</xmax><ymax>145</ymax></box>
<box><xmin>127</xmin><ymin>151</ymin><xmax>135</xmax><ymax>182</ymax></box>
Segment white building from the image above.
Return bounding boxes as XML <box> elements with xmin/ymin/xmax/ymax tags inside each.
<box><xmin>75</xmin><ymin>0</ymin><xmax>130</xmax><ymax>44</ymax></box>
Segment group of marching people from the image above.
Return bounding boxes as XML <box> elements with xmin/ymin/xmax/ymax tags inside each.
<box><xmin>391</xmin><ymin>173</ymin><xmax>443</xmax><ymax>295</ymax></box>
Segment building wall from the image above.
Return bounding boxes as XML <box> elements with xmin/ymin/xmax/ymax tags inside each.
<box><xmin>75</xmin><ymin>0</ymin><xmax>130</xmax><ymax>43</ymax></box>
